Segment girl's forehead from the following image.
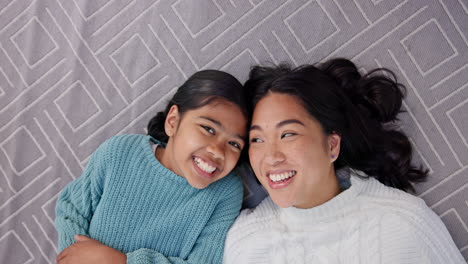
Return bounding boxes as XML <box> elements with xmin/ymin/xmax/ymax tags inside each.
<box><xmin>189</xmin><ymin>102</ymin><xmax>245</xmax><ymax>119</ymax></box>
<box><xmin>200</xmin><ymin>98</ymin><xmax>242</xmax><ymax>111</ymax></box>
<box><xmin>188</xmin><ymin>100</ymin><xmax>248</xmax><ymax>135</ymax></box>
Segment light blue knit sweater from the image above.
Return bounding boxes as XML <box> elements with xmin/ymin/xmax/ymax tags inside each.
<box><xmin>55</xmin><ymin>134</ymin><xmax>243</xmax><ymax>263</ymax></box>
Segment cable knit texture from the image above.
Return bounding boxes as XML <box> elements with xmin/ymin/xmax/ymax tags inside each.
<box><xmin>55</xmin><ymin>134</ymin><xmax>243</xmax><ymax>264</ymax></box>
<box><xmin>224</xmin><ymin>173</ymin><xmax>465</xmax><ymax>264</ymax></box>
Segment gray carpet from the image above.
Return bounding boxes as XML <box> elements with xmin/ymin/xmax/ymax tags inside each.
<box><xmin>0</xmin><ymin>0</ymin><xmax>467</xmax><ymax>262</ymax></box>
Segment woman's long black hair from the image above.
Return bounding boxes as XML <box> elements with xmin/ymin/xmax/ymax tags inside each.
<box><xmin>147</xmin><ymin>70</ymin><xmax>248</xmax><ymax>143</ymax></box>
<box><xmin>245</xmin><ymin>58</ymin><xmax>428</xmax><ymax>192</ymax></box>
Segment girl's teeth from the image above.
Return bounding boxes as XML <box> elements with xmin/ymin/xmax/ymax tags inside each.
<box><xmin>269</xmin><ymin>171</ymin><xmax>295</xmax><ymax>182</ymax></box>
<box><xmin>194</xmin><ymin>157</ymin><xmax>216</xmax><ymax>173</ymax></box>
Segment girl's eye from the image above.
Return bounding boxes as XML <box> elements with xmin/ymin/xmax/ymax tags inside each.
<box><xmin>202</xmin><ymin>125</ymin><xmax>215</xmax><ymax>135</ymax></box>
<box><xmin>229</xmin><ymin>141</ymin><xmax>242</xmax><ymax>150</ymax></box>
<box><xmin>281</xmin><ymin>133</ymin><xmax>296</xmax><ymax>139</ymax></box>
<box><xmin>250</xmin><ymin>137</ymin><xmax>264</xmax><ymax>143</ymax></box>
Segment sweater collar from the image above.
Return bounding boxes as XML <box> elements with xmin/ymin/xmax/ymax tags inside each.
<box><xmin>280</xmin><ymin>171</ymin><xmax>369</xmax><ymax>222</ymax></box>
<box><xmin>145</xmin><ymin>135</ymin><xmax>190</xmax><ymax>186</ymax></box>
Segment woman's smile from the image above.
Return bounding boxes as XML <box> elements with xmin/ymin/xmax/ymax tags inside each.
<box><xmin>266</xmin><ymin>170</ymin><xmax>297</xmax><ymax>189</ymax></box>
<box><xmin>249</xmin><ymin>92</ymin><xmax>340</xmax><ymax>208</ymax></box>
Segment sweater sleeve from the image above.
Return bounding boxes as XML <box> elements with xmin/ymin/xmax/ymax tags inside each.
<box><xmin>379</xmin><ymin>201</ymin><xmax>465</xmax><ymax>264</ymax></box>
<box><xmin>125</xmin><ymin>179</ymin><xmax>243</xmax><ymax>264</ymax></box>
<box><xmin>54</xmin><ymin>140</ymin><xmax>108</xmax><ymax>252</ymax></box>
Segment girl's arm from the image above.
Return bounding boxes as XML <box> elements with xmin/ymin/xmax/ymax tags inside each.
<box><xmin>57</xmin><ymin>179</ymin><xmax>243</xmax><ymax>264</ymax></box>
<box><xmin>54</xmin><ymin>141</ymin><xmax>107</xmax><ymax>252</ymax></box>
<box><xmin>126</xmin><ymin>180</ymin><xmax>243</xmax><ymax>264</ymax></box>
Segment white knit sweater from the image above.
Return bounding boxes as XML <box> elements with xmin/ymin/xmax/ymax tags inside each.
<box><xmin>224</xmin><ymin>174</ymin><xmax>465</xmax><ymax>264</ymax></box>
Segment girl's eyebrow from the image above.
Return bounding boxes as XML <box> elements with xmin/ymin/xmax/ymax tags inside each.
<box><xmin>250</xmin><ymin>119</ymin><xmax>305</xmax><ymax>131</ymax></box>
<box><xmin>199</xmin><ymin>116</ymin><xmax>221</xmax><ymax>127</ymax></box>
<box><xmin>198</xmin><ymin>116</ymin><xmax>245</xmax><ymax>142</ymax></box>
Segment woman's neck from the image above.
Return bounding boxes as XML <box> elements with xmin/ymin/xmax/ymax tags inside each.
<box><xmin>295</xmin><ymin>168</ymin><xmax>341</xmax><ymax>209</ymax></box>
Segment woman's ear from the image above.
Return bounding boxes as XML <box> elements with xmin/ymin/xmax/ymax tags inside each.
<box><xmin>165</xmin><ymin>105</ymin><xmax>180</xmax><ymax>137</ymax></box>
<box><xmin>328</xmin><ymin>133</ymin><xmax>341</xmax><ymax>162</ymax></box>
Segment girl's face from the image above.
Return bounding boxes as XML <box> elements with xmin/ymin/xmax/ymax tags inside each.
<box><xmin>160</xmin><ymin>99</ymin><xmax>247</xmax><ymax>189</ymax></box>
<box><xmin>248</xmin><ymin>92</ymin><xmax>341</xmax><ymax>208</ymax></box>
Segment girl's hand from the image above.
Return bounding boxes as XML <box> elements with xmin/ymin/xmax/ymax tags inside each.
<box><xmin>56</xmin><ymin>235</ymin><xmax>126</xmax><ymax>264</ymax></box>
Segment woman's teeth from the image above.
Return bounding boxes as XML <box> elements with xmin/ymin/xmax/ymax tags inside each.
<box><xmin>269</xmin><ymin>171</ymin><xmax>296</xmax><ymax>182</ymax></box>
<box><xmin>194</xmin><ymin>157</ymin><xmax>216</xmax><ymax>173</ymax></box>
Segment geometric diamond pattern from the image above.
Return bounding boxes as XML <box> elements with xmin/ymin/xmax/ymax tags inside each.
<box><xmin>402</xmin><ymin>20</ymin><xmax>456</xmax><ymax>75</ymax></box>
<box><xmin>12</xmin><ymin>17</ymin><xmax>57</xmax><ymax>67</ymax></box>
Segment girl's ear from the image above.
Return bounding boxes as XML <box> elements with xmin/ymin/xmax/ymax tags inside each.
<box><xmin>328</xmin><ymin>133</ymin><xmax>341</xmax><ymax>162</ymax></box>
<box><xmin>165</xmin><ymin>105</ymin><xmax>180</xmax><ymax>137</ymax></box>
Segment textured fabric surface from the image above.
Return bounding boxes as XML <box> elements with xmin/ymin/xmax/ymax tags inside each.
<box><xmin>55</xmin><ymin>134</ymin><xmax>243</xmax><ymax>263</ymax></box>
<box><xmin>0</xmin><ymin>0</ymin><xmax>467</xmax><ymax>263</ymax></box>
<box><xmin>225</xmin><ymin>174</ymin><xmax>465</xmax><ymax>263</ymax></box>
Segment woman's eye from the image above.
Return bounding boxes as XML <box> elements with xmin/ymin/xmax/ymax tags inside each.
<box><xmin>281</xmin><ymin>133</ymin><xmax>296</xmax><ymax>139</ymax></box>
<box><xmin>229</xmin><ymin>141</ymin><xmax>242</xmax><ymax>150</ymax></box>
<box><xmin>201</xmin><ymin>125</ymin><xmax>215</xmax><ymax>135</ymax></box>
<box><xmin>250</xmin><ymin>138</ymin><xmax>264</xmax><ymax>143</ymax></box>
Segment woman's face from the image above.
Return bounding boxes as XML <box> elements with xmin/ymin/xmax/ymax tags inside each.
<box><xmin>248</xmin><ymin>92</ymin><xmax>340</xmax><ymax>208</ymax></box>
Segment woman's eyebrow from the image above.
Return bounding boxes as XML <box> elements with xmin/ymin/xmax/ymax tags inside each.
<box><xmin>250</xmin><ymin>124</ymin><xmax>261</xmax><ymax>131</ymax></box>
<box><xmin>250</xmin><ymin>119</ymin><xmax>305</xmax><ymax>131</ymax></box>
<box><xmin>199</xmin><ymin>116</ymin><xmax>245</xmax><ymax>141</ymax></box>
<box><xmin>277</xmin><ymin>119</ymin><xmax>305</xmax><ymax>128</ymax></box>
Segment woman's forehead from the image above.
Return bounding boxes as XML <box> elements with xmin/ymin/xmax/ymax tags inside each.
<box><xmin>253</xmin><ymin>94</ymin><xmax>308</xmax><ymax>120</ymax></box>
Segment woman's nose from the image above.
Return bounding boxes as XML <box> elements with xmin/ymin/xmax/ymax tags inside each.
<box><xmin>264</xmin><ymin>144</ymin><xmax>285</xmax><ymax>165</ymax></box>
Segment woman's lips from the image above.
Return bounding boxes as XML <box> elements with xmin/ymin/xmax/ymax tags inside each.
<box><xmin>267</xmin><ymin>170</ymin><xmax>296</xmax><ymax>189</ymax></box>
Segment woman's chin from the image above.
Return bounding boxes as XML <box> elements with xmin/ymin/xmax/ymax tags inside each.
<box><xmin>270</xmin><ymin>195</ymin><xmax>294</xmax><ymax>208</ymax></box>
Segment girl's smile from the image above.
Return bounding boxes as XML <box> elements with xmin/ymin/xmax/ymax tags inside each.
<box><xmin>157</xmin><ymin>99</ymin><xmax>247</xmax><ymax>189</ymax></box>
<box><xmin>193</xmin><ymin>156</ymin><xmax>219</xmax><ymax>178</ymax></box>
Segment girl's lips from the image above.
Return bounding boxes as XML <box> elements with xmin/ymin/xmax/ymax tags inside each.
<box><xmin>193</xmin><ymin>156</ymin><xmax>220</xmax><ymax>170</ymax></box>
<box><xmin>192</xmin><ymin>157</ymin><xmax>218</xmax><ymax>179</ymax></box>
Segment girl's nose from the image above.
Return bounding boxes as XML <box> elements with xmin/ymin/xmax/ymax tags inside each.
<box><xmin>206</xmin><ymin>142</ymin><xmax>225</xmax><ymax>160</ymax></box>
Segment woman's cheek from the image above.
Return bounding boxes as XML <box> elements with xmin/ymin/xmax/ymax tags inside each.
<box><xmin>248</xmin><ymin>147</ymin><xmax>259</xmax><ymax>167</ymax></box>
<box><xmin>250</xmin><ymin>149</ymin><xmax>263</xmax><ymax>181</ymax></box>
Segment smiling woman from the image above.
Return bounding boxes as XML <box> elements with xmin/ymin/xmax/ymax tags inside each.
<box><xmin>223</xmin><ymin>58</ymin><xmax>465</xmax><ymax>264</ymax></box>
<box><xmin>248</xmin><ymin>93</ymin><xmax>341</xmax><ymax>209</ymax></box>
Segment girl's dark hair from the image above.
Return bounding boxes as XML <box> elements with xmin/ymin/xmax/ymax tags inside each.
<box><xmin>245</xmin><ymin>58</ymin><xmax>428</xmax><ymax>192</ymax></box>
<box><xmin>147</xmin><ymin>70</ymin><xmax>248</xmax><ymax>143</ymax></box>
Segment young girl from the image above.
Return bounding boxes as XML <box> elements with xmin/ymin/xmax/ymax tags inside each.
<box><xmin>55</xmin><ymin>70</ymin><xmax>248</xmax><ymax>263</ymax></box>
<box><xmin>224</xmin><ymin>59</ymin><xmax>465</xmax><ymax>263</ymax></box>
